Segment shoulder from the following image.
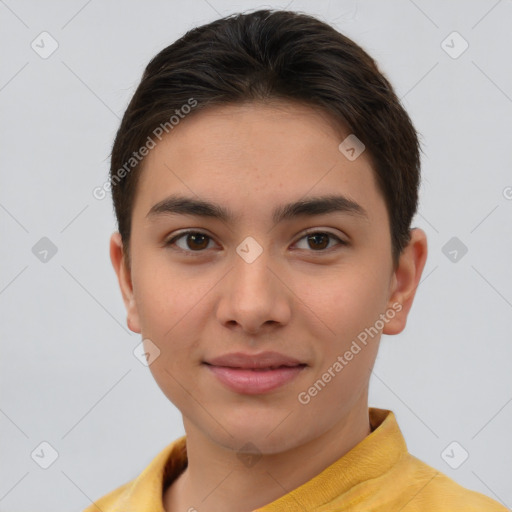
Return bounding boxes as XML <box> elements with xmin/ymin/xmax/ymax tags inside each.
<box><xmin>394</xmin><ymin>454</ymin><xmax>508</xmax><ymax>511</ymax></box>
<box><xmin>79</xmin><ymin>437</ymin><xmax>186</xmax><ymax>512</ymax></box>
<box><xmin>81</xmin><ymin>480</ymin><xmax>133</xmax><ymax>512</ymax></box>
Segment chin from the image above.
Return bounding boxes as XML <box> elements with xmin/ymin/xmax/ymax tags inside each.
<box><xmin>202</xmin><ymin>412</ymin><xmax>310</xmax><ymax>455</ymax></box>
<box><xmin>215</xmin><ymin>429</ymin><xmax>302</xmax><ymax>456</ymax></box>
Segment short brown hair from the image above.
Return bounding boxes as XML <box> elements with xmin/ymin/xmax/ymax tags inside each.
<box><xmin>110</xmin><ymin>9</ymin><xmax>421</xmax><ymax>269</ymax></box>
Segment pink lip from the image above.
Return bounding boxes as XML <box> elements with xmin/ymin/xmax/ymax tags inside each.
<box><xmin>203</xmin><ymin>351</ymin><xmax>307</xmax><ymax>394</ymax></box>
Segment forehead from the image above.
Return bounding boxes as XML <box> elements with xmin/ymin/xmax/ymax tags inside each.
<box><xmin>133</xmin><ymin>101</ymin><xmax>385</xmax><ymax>226</ymax></box>
<box><xmin>155</xmin><ymin>100</ymin><xmax>352</xmax><ymax>166</ymax></box>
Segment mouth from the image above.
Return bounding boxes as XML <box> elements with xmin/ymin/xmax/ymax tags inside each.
<box><xmin>202</xmin><ymin>351</ymin><xmax>308</xmax><ymax>394</ymax></box>
<box><xmin>203</xmin><ymin>362</ymin><xmax>307</xmax><ymax>370</ymax></box>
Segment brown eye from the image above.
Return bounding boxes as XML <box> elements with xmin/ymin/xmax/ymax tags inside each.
<box><xmin>294</xmin><ymin>231</ymin><xmax>346</xmax><ymax>252</ymax></box>
<box><xmin>166</xmin><ymin>231</ymin><xmax>214</xmax><ymax>252</ymax></box>
<box><xmin>307</xmin><ymin>233</ymin><xmax>330</xmax><ymax>250</ymax></box>
<box><xmin>185</xmin><ymin>233</ymin><xmax>210</xmax><ymax>250</ymax></box>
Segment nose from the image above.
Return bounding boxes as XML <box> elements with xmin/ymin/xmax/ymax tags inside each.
<box><xmin>215</xmin><ymin>245</ymin><xmax>291</xmax><ymax>336</ymax></box>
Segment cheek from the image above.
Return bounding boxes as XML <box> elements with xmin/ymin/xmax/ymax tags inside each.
<box><xmin>134</xmin><ymin>266</ymin><xmax>205</xmax><ymax>407</ymax></box>
<box><xmin>304</xmin><ymin>263</ymin><xmax>390</xmax><ymax>340</ymax></box>
<box><xmin>131</xmin><ymin>259</ymin><xmax>212</xmax><ymax>365</ymax></box>
<box><xmin>132</xmin><ymin>257</ymin><xmax>197</xmax><ymax>336</ymax></box>
<box><xmin>299</xmin><ymin>275</ymin><xmax>383</xmax><ymax>415</ymax></box>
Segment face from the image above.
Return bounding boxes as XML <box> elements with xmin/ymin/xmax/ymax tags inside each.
<box><xmin>111</xmin><ymin>101</ymin><xmax>426</xmax><ymax>454</ymax></box>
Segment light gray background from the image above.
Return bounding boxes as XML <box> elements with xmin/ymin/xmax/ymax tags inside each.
<box><xmin>1</xmin><ymin>1</ymin><xmax>511</xmax><ymax>510</ymax></box>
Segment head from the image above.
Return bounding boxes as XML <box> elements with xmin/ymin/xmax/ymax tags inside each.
<box><xmin>110</xmin><ymin>10</ymin><xmax>427</xmax><ymax>454</ymax></box>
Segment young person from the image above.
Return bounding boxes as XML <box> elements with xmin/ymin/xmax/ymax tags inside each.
<box><xmin>85</xmin><ymin>9</ymin><xmax>507</xmax><ymax>512</ymax></box>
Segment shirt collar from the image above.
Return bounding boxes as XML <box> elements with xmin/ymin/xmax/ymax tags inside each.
<box><xmin>112</xmin><ymin>408</ymin><xmax>406</xmax><ymax>511</ymax></box>
<box><xmin>256</xmin><ymin>408</ymin><xmax>407</xmax><ymax>510</ymax></box>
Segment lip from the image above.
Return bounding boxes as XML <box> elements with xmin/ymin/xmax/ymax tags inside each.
<box><xmin>205</xmin><ymin>351</ymin><xmax>305</xmax><ymax>369</ymax></box>
<box><xmin>203</xmin><ymin>351</ymin><xmax>307</xmax><ymax>394</ymax></box>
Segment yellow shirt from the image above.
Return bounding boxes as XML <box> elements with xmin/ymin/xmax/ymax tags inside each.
<box><xmin>83</xmin><ymin>408</ymin><xmax>507</xmax><ymax>511</ymax></box>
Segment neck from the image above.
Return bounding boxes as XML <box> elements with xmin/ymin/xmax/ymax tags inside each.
<box><xmin>164</xmin><ymin>401</ymin><xmax>371</xmax><ymax>512</ymax></box>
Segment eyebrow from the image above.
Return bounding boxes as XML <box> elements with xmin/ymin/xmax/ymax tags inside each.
<box><xmin>146</xmin><ymin>193</ymin><xmax>369</xmax><ymax>225</ymax></box>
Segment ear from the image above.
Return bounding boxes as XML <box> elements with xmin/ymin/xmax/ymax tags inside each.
<box><xmin>382</xmin><ymin>228</ymin><xmax>428</xmax><ymax>335</ymax></box>
<box><xmin>109</xmin><ymin>232</ymin><xmax>141</xmax><ymax>334</ymax></box>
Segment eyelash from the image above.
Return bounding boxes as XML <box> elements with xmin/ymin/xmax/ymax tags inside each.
<box><xmin>164</xmin><ymin>229</ymin><xmax>347</xmax><ymax>255</ymax></box>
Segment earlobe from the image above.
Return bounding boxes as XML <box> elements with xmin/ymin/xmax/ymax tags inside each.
<box><xmin>383</xmin><ymin>228</ymin><xmax>428</xmax><ymax>336</ymax></box>
<box><xmin>109</xmin><ymin>232</ymin><xmax>141</xmax><ymax>334</ymax></box>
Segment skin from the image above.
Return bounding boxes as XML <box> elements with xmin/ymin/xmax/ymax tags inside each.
<box><xmin>110</xmin><ymin>100</ymin><xmax>428</xmax><ymax>512</ymax></box>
